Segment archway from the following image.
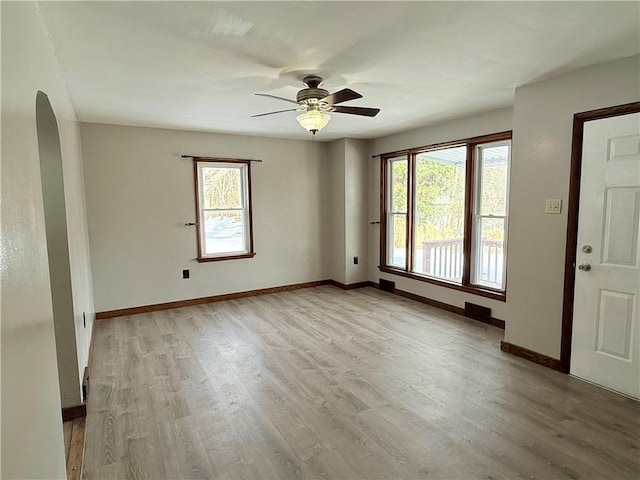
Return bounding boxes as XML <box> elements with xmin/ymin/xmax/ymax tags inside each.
<box><xmin>35</xmin><ymin>91</ymin><xmax>81</xmax><ymax>409</ymax></box>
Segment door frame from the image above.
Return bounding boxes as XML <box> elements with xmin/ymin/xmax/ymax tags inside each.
<box><xmin>560</xmin><ymin>101</ymin><xmax>640</xmax><ymax>374</ymax></box>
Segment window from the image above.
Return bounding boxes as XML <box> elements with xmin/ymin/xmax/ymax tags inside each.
<box><xmin>194</xmin><ymin>158</ymin><xmax>255</xmax><ymax>262</ymax></box>
<box><xmin>387</xmin><ymin>156</ymin><xmax>408</xmax><ymax>268</ymax></box>
<box><xmin>380</xmin><ymin>132</ymin><xmax>511</xmax><ymax>299</ymax></box>
<box><xmin>472</xmin><ymin>141</ymin><xmax>510</xmax><ymax>290</ymax></box>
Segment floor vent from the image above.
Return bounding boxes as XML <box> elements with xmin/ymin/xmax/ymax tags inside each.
<box><xmin>465</xmin><ymin>302</ymin><xmax>491</xmax><ymax>321</ymax></box>
<box><xmin>379</xmin><ymin>279</ymin><xmax>395</xmax><ymax>293</ymax></box>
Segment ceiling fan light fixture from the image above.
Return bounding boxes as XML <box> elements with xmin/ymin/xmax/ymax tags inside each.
<box><xmin>253</xmin><ymin>76</ymin><xmax>379</xmax><ymax>133</ymax></box>
<box><xmin>296</xmin><ymin>110</ymin><xmax>331</xmax><ymax>135</ymax></box>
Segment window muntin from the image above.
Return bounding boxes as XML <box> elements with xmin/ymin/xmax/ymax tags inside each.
<box><xmin>195</xmin><ymin>160</ymin><xmax>254</xmax><ymax>261</ymax></box>
<box><xmin>381</xmin><ymin>133</ymin><xmax>511</xmax><ymax>298</ymax></box>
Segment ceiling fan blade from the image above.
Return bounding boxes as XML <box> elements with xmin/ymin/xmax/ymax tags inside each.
<box><xmin>322</xmin><ymin>88</ymin><xmax>362</xmax><ymax>105</ymax></box>
<box><xmin>255</xmin><ymin>93</ymin><xmax>299</xmax><ymax>105</ymax></box>
<box><xmin>333</xmin><ymin>106</ymin><xmax>380</xmax><ymax>117</ymax></box>
<box><xmin>251</xmin><ymin>108</ymin><xmax>299</xmax><ymax>118</ymax></box>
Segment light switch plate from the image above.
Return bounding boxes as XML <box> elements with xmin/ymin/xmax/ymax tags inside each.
<box><xmin>545</xmin><ymin>199</ymin><xmax>562</xmax><ymax>214</ymax></box>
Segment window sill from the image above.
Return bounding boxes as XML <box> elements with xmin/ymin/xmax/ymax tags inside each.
<box><xmin>197</xmin><ymin>252</ymin><xmax>256</xmax><ymax>263</ymax></box>
<box><xmin>379</xmin><ymin>266</ymin><xmax>506</xmax><ymax>302</ymax></box>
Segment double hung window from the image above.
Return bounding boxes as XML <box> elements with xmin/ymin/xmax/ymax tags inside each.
<box><xmin>381</xmin><ymin>132</ymin><xmax>511</xmax><ymax>299</ymax></box>
<box><xmin>194</xmin><ymin>159</ymin><xmax>255</xmax><ymax>262</ymax></box>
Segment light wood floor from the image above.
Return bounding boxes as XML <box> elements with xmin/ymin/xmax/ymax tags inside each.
<box><xmin>84</xmin><ymin>286</ymin><xmax>640</xmax><ymax>479</ymax></box>
<box><xmin>65</xmin><ymin>418</ymin><xmax>86</xmax><ymax>480</ymax></box>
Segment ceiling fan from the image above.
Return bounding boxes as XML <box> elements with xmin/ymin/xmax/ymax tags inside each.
<box><xmin>252</xmin><ymin>75</ymin><xmax>380</xmax><ymax>135</ymax></box>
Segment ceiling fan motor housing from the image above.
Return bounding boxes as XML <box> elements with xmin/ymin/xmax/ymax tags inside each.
<box><xmin>296</xmin><ymin>75</ymin><xmax>329</xmax><ymax>105</ymax></box>
<box><xmin>296</xmin><ymin>88</ymin><xmax>329</xmax><ymax>104</ymax></box>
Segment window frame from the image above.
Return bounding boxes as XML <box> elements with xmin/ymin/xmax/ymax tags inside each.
<box><xmin>193</xmin><ymin>157</ymin><xmax>255</xmax><ymax>262</ymax></box>
<box><xmin>379</xmin><ymin>131</ymin><xmax>512</xmax><ymax>301</ymax></box>
<box><xmin>471</xmin><ymin>140</ymin><xmax>511</xmax><ymax>290</ymax></box>
<box><xmin>386</xmin><ymin>156</ymin><xmax>409</xmax><ymax>269</ymax></box>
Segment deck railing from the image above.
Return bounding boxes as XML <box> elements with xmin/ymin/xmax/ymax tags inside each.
<box><xmin>422</xmin><ymin>238</ymin><xmax>464</xmax><ymax>281</ymax></box>
<box><xmin>422</xmin><ymin>238</ymin><xmax>503</xmax><ymax>284</ymax></box>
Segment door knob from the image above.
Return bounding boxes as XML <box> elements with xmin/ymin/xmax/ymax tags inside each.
<box><xmin>581</xmin><ymin>244</ymin><xmax>592</xmax><ymax>254</ymax></box>
<box><xmin>578</xmin><ymin>263</ymin><xmax>591</xmax><ymax>271</ymax></box>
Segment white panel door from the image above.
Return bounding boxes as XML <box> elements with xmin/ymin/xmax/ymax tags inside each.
<box><xmin>571</xmin><ymin>112</ymin><xmax>640</xmax><ymax>399</ymax></box>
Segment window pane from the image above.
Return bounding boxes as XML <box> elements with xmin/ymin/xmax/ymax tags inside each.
<box><xmin>412</xmin><ymin>146</ymin><xmax>466</xmax><ymax>282</ymax></box>
<box><xmin>388</xmin><ymin>213</ymin><xmax>406</xmax><ymax>268</ymax></box>
<box><xmin>389</xmin><ymin>157</ymin><xmax>408</xmax><ymax>213</ymax></box>
<box><xmin>474</xmin><ymin>217</ymin><xmax>505</xmax><ymax>289</ymax></box>
<box><xmin>202</xmin><ymin>166</ymin><xmax>242</xmax><ymax>209</ymax></box>
<box><xmin>203</xmin><ymin>211</ymin><xmax>245</xmax><ymax>255</ymax></box>
<box><xmin>479</xmin><ymin>145</ymin><xmax>509</xmax><ymax>216</ymax></box>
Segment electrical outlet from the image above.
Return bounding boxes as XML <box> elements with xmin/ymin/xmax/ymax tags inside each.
<box><xmin>545</xmin><ymin>199</ymin><xmax>562</xmax><ymax>214</ymax></box>
<box><xmin>182</xmin><ymin>269</ymin><xmax>190</xmax><ymax>279</ymax></box>
<box><xmin>353</xmin><ymin>256</ymin><xmax>359</xmax><ymax>265</ymax></box>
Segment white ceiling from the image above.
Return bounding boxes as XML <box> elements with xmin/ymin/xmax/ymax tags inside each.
<box><xmin>38</xmin><ymin>1</ymin><xmax>640</xmax><ymax>141</ymax></box>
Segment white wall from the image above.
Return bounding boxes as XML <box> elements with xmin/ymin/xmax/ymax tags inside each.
<box><xmin>1</xmin><ymin>1</ymin><xmax>94</xmax><ymax>477</ymax></box>
<box><xmin>368</xmin><ymin>108</ymin><xmax>514</xmax><ymax>319</ymax></box>
<box><xmin>326</xmin><ymin>138</ymin><xmax>370</xmax><ymax>285</ymax></box>
<box><xmin>64</xmin><ymin>118</ymin><xmax>95</xmax><ymax>396</ymax></box>
<box><xmin>327</xmin><ymin>140</ymin><xmax>347</xmax><ymax>284</ymax></box>
<box><xmin>81</xmin><ymin>123</ymin><xmax>330</xmax><ymax>312</ymax></box>
<box><xmin>372</xmin><ymin>107</ymin><xmax>514</xmax><ymax>157</ymax></box>
<box><xmin>344</xmin><ymin>139</ymin><xmax>370</xmax><ymax>284</ymax></box>
<box><xmin>506</xmin><ymin>55</ymin><xmax>640</xmax><ymax>358</ymax></box>
<box><xmin>36</xmin><ymin>92</ymin><xmax>82</xmax><ymax>409</ymax></box>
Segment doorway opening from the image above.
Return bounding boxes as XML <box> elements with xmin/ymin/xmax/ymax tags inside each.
<box><xmin>35</xmin><ymin>91</ymin><xmax>82</xmax><ymax>409</ymax></box>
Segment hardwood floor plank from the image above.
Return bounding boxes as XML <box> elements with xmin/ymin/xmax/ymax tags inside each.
<box><xmin>63</xmin><ymin>420</ymin><xmax>73</xmax><ymax>461</ymax></box>
<box><xmin>155</xmin><ymin>416</ymin><xmax>213</xmax><ymax>479</ymax></box>
<box><xmin>90</xmin><ymin>461</ymin><xmax>125</xmax><ymax>480</ymax></box>
<box><xmin>66</xmin><ymin>418</ymin><xmax>86</xmax><ymax>480</ymax></box>
<box><xmin>84</xmin><ymin>286</ymin><xmax>640</xmax><ymax>479</ymax></box>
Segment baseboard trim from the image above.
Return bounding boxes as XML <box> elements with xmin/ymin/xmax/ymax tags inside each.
<box><xmin>329</xmin><ymin>280</ymin><xmax>375</xmax><ymax>290</ymax></box>
<box><xmin>94</xmin><ymin>278</ymin><xmax>504</xmax><ymax>332</ymax></box>
<box><xmin>383</xmin><ymin>286</ymin><xmax>505</xmax><ymax>330</ymax></box>
<box><xmin>394</xmin><ymin>288</ymin><xmax>465</xmax><ymax>315</ymax></box>
<box><xmin>500</xmin><ymin>341</ymin><xmax>563</xmax><ymax>372</ymax></box>
<box><xmin>62</xmin><ymin>404</ymin><xmax>87</xmax><ymax>422</ymax></box>
<box><xmin>483</xmin><ymin>317</ymin><xmax>506</xmax><ymax>329</ymax></box>
<box><xmin>96</xmin><ymin>280</ymin><xmax>332</xmax><ymax>319</ymax></box>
